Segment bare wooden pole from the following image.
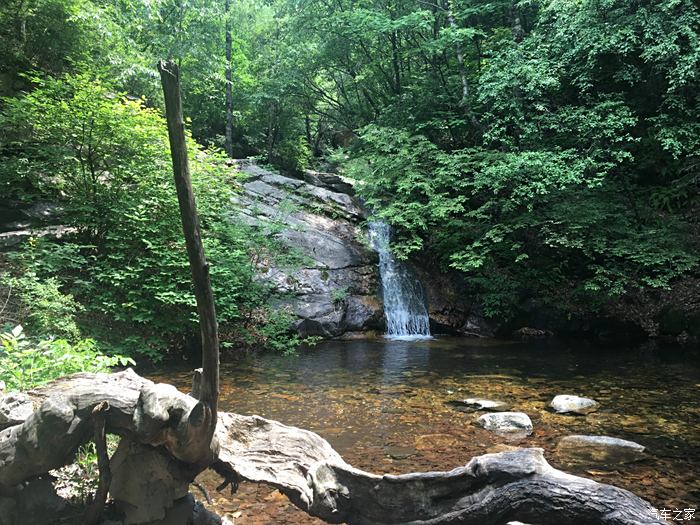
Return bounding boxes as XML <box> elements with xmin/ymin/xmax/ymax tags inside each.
<box><xmin>158</xmin><ymin>59</ymin><xmax>219</xmax><ymax>422</ymax></box>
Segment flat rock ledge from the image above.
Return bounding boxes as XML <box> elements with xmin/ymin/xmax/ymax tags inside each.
<box><xmin>556</xmin><ymin>435</ymin><xmax>647</xmax><ymax>465</ymax></box>
<box><xmin>549</xmin><ymin>395</ymin><xmax>600</xmax><ymax>415</ymax></box>
<box><xmin>0</xmin><ymin>371</ymin><xmax>665</xmax><ymax>525</ymax></box>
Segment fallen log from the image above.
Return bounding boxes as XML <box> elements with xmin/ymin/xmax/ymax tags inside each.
<box><xmin>0</xmin><ymin>370</ymin><xmax>664</xmax><ymax>525</ymax></box>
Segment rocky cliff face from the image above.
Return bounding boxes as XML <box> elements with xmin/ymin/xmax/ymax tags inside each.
<box><xmin>410</xmin><ymin>261</ymin><xmax>493</xmax><ymax>337</ymax></box>
<box><xmin>231</xmin><ymin>162</ymin><xmax>383</xmax><ymax>337</ymax></box>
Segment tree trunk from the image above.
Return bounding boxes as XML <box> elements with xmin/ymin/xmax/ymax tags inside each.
<box><xmin>0</xmin><ymin>371</ymin><xmax>665</xmax><ymax>525</ymax></box>
<box><xmin>390</xmin><ymin>31</ymin><xmax>401</xmax><ymax>95</ymax></box>
<box><xmin>224</xmin><ymin>0</ymin><xmax>233</xmax><ymax>157</ymax></box>
<box><xmin>445</xmin><ymin>0</ymin><xmax>469</xmax><ymax>106</ymax></box>
<box><xmin>158</xmin><ymin>59</ymin><xmax>219</xmax><ymax>467</ymax></box>
<box><xmin>83</xmin><ymin>401</ymin><xmax>111</xmax><ymax>525</ymax></box>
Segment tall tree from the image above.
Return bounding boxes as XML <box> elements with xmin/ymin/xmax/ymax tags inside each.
<box><xmin>224</xmin><ymin>0</ymin><xmax>234</xmax><ymax>156</ymax></box>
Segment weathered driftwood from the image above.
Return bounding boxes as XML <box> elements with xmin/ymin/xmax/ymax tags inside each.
<box><xmin>0</xmin><ymin>370</ymin><xmax>216</xmax><ymax>488</ymax></box>
<box><xmin>0</xmin><ymin>371</ymin><xmax>664</xmax><ymax>525</ymax></box>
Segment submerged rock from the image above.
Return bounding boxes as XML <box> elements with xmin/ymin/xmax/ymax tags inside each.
<box><xmin>476</xmin><ymin>412</ymin><xmax>533</xmax><ymax>436</ymax></box>
<box><xmin>549</xmin><ymin>394</ymin><xmax>599</xmax><ymax>415</ymax></box>
<box><xmin>415</xmin><ymin>434</ymin><xmax>460</xmax><ymax>450</ymax></box>
<box><xmin>513</xmin><ymin>327</ymin><xmax>553</xmax><ymax>339</ymax></box>
<box><xmin>384</xmin><ymin>445</ymin><xmax>418</xmax><ymax>460</ymax></box>
<box><xmin>447</xmin><ymin>398</ymin><xmax>510</xmax><ymax>412</ymax></box>
<box><xmin>556</xmin><ymin>435</ymin><xmax>646</xmax><ymax>465</ymax></box>
<box><xmin>486</xmin><ymin>444</ymin><xmax>520</xmax><ymax>454</ymax></box>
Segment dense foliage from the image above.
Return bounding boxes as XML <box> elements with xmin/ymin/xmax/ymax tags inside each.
<box><xmin>261</xmin><ymin>0</ymin><xmax>699</xmax><ymax>323</ymax></box>
<box><xmin>0</xmin><ymin>62</ymin><xmax>302</xmax><ymax>358</ymax></box>
<box><xmin>1</xmin><ymin>0</ymin><xmax>698</xmax><ymax>340</ymax></box>
<box><xmin>0</xmin><ymin>325</ymin><xmax>133</xmax><ymax>391</ymax></box>
<box><xmin>342</xmin><ymin>0</ymin><xmax>700</xmax><ymax>321</ymax></box>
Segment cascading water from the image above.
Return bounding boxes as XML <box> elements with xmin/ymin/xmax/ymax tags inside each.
<box><xmin>368</xmin><ymin>222</ymin><xmax>432</xmax><ymax>339</ymax></box>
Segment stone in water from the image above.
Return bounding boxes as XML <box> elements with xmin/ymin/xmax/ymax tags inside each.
<box><xmin>549</xmin><ymin>394</ymin><xmax>599</xmax><ymax>415</ymax></box>
<box><xmin>556</xmin><ymin>435</ymin><xmax>646</xmax><ymax>465</ymax></box>
<box><xmin>447</xmin><ymin>398</ymin><xmax>510</xmax><ymax>412</ymax></box>
<box><xmin>477</xmin><ymin>412</ymin><xmax>533</xmax><ymax>436</ymax></box>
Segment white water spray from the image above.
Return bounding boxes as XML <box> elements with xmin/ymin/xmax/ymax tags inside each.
<box><xmin>368</xmin><ymin>222</ymin><xmax>432</xmax><ymax>340</ymax></box>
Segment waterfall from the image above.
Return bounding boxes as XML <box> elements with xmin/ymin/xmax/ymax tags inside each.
<box><xmin>368</xmin><ymin>222</ymin><xmax>432</xmax><ymax>339</ymax></box>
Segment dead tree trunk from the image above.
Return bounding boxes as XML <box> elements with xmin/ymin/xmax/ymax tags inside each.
<box><xmin>158</xmin><ymin>59</ymin><xmax>219</xmax><ymax>456</ymax></box>
<box><xmin>0</xmin><ymin>371</ymin><xmax>665</xmax><ymax>525</ymax></box>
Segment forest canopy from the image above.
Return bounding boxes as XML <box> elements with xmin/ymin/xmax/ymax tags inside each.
<box><xmin>0</xmin><ymin>0</ymin><xmax>698</xmax><ymax>356</ymax></box>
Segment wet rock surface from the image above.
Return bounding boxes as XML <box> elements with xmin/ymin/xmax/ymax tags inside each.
<box><xmin>513</xmin><ymin>327</ymin><xmax>553</xmax><ymax>339</ymax></box>
<box><xmin>476</xmin><ymin>412</ymin><xmax>534</xmax><ymax>436</ymax></box>
<box><xmin>446</xmin><ymin>398</ymin><xmax>510</xmax><ymax>412</ymax></box>
<box><xmin>555</xmin><ymin>435</ymin><xmax>646</xmax><ymax>465</ymax></box>
<box><xmin>411</xmin><ymin>262</ymin><xmax>492</xmax><ymax>336</ymax></box>
<box><xmin>549</xmin><ymin>394</ymin><xmax>600</xmax><ymax>415</ymax></box>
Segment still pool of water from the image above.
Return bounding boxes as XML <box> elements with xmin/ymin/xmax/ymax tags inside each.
<box><xmin>150</xmin><ymin>337</ymin><xmax>700</xmax><ymax>524</ymax></box>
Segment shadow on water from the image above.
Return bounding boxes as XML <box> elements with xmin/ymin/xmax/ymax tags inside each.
<box><xmin>151</xmin><ymin>337</ymin><xmax>700</xmax><ymax>524</ymax></box>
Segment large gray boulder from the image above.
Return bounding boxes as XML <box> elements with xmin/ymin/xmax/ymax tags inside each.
<box><xmin>231</xmin><ymin>161</ymin><xmax>382</xmax><ymax>337</ymax></box>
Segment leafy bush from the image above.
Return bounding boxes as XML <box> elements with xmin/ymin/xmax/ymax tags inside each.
<box><xmin>1</xmin><ymin>74</ymin><xmax>303</xmax><ymax>356</ymax></box>
<box><xmin>331</xmin><ymin>286</ymin><xmax>349</xmax><ymax>307</ymax></box>
<box><xmin>0</xmin><ymin>270</ymin><xmax>83</xmax><ymax>340</ymax></box>
<box><xmin>0</xmin><ymin>325</ymin><xmax>133</xmax><ymax>391</ymax></box>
